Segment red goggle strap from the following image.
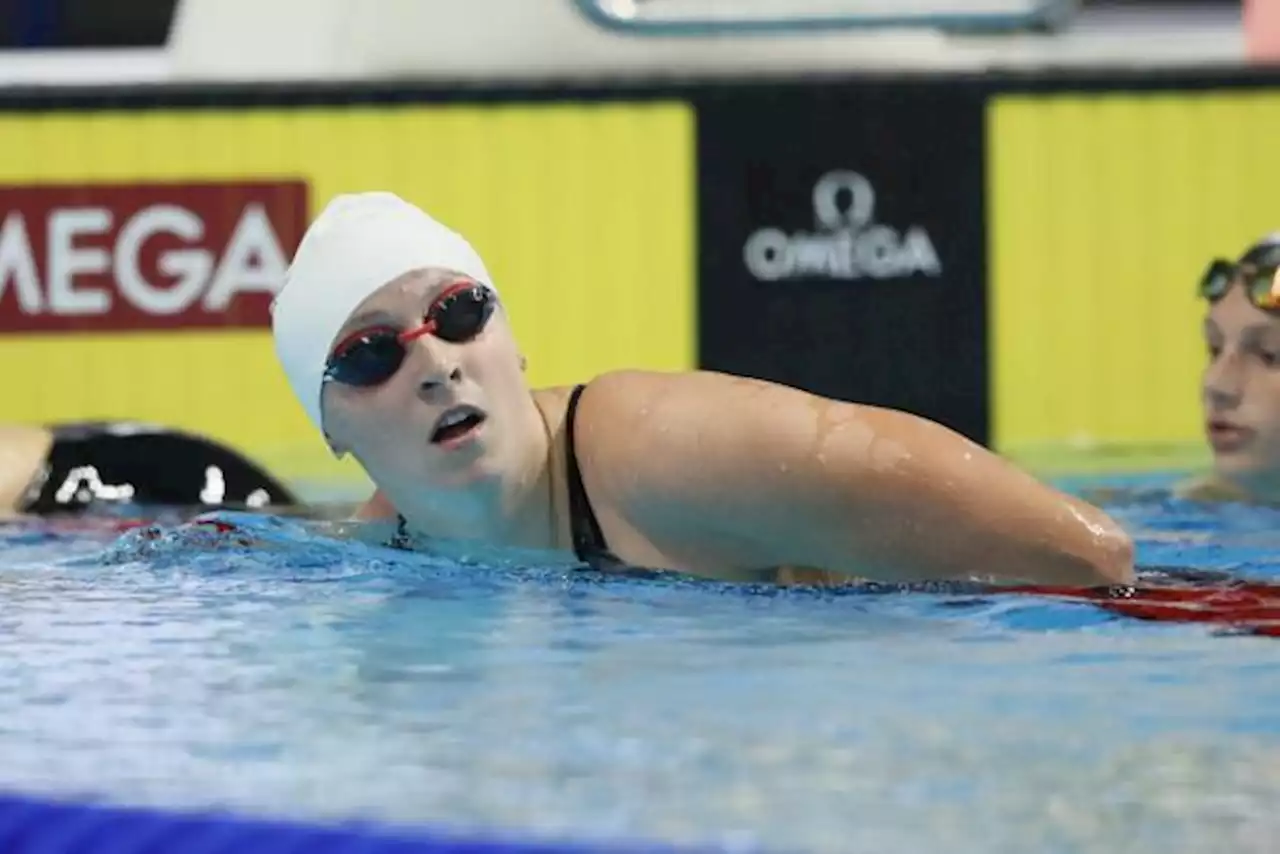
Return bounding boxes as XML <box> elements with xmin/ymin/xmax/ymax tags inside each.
<box><xmin>332</xmin><ymin>281</ymin><xmax>482</xmax><ymax>354</ymax></box>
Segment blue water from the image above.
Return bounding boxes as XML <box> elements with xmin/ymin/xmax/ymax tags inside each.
<box><xmin>2</xmin><ymin>473</ymin><xmax>1279</xmax><ymax>854</ymax></box>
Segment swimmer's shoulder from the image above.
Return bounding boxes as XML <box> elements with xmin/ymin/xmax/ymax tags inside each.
<box><xmin>539</xmin><ymin>369</ymin><xmax>772</xmax><ymax>424</ymax></box>
<box><xmin>544</xmin><ymin>369</ymin><xmax>875</xmax><ymax>459</ymax></box>
<box><xmin>0</xmin><ymin>423</ymin><xmax>54</xmax><ymax>459</ymax></box>
<box><xmin>557</xmin><ymin>368</ymin><xmax>845</xmax><ymax>412</ymax></box>
<box><xmin>0</xmin><ymin>424</ymin><xmax>54</xmax><ymax>517</ymax></box>
<box><xmin>529</xmin><ymin>371</ymin><xmax>697</xmax><ymax>471</ymax></box>
<box><xmin>531</xmin><ymin>375</ymin><xmax>684</xmax><ymax>442</ymax></box>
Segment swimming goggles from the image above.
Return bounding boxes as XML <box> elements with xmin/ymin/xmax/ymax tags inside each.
<box><xmin>1199</xmin><ymin>259</ymin><xmax>1280</xmax><ymax>312</ymax></box>
<box><xmin>323</xmin><ymin>281</ymin><xmax>496</xmax><ymax>387</ymax></box>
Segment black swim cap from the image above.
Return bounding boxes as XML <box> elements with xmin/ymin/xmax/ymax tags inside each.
<box><xmin>20</xmin><ymin>423</ymin><xmax>300</xmax><ymax>516</ymax></box>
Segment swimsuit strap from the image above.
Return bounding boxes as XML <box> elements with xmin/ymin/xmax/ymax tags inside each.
<box><xmin>564</xmin><ymin>384</ymin><xmax>616</xmax><ymax>567</ymax></box>
<box><xmin>386</xmin><ymin>385</ymin><xmax>623</xmax><ymax>571</ymax></box>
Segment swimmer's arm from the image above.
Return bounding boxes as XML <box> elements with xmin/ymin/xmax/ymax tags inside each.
<box><xmin>0</xmin><ymin>425</ymin><xmax>53</xmax><ymax>519</ymax></box>
<box><xmin>596</xmin><ymin>371</ymin><xmax>1134</xmax><ymax>587</ymax></box>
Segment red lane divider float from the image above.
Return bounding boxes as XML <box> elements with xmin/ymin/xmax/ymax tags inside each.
<box><xmin>1006</xmin><ymin>577</ymin><xmax>1280</xmax><ymax>637</ymax></box>
<box><xmin>12</xmin><ymin>513</ymin><xmax>258</xmax><ymax>546</ymax></box>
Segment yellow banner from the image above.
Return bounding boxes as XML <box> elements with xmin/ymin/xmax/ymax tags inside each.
<box><xmin>987</xmin><ymin>88</ymin><xmax>1280</xmax><ymax>465</ymax></box>
<box><xmin>0</xmin><ymin>101</ymin><xmax>696</xmax><ymax>487</ymax></box>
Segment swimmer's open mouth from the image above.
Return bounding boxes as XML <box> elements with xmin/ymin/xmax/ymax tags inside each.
<box><xmin>431</xmin><ymin>405</ymin><xmax>487</xmax><ymax>444</ymax></box>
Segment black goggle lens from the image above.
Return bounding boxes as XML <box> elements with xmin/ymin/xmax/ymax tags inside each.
<box><xmin>324</xmin><ymin>286</ymin><xmax>496</xmax><ymax>388</ymax></box>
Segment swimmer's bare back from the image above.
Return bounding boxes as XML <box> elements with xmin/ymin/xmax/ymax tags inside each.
<box><xmin>360</xmin><ymin>370</ymin><xmax>1134</xmax><ymax>587</ymax></box>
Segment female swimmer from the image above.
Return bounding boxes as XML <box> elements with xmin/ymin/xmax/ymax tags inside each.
<box><xmin>271</xmin><ymin>192</ymin><xmax>1134</xmax><ymax>587</ymax></box>
<box><xmin>1177</xmin><ymin>234</ymin><xmax>1280</xmax><ymax>505</ymax></box>
<box><xmin>0</xmin><ymin>421</ymin><xmax>298</xmax><ymax>519</ymax></box>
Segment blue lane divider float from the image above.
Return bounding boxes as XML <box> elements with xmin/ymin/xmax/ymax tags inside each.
<box><xmin>0</xmin><ymin>793</ymin><xmax>733</xmax><ymax>854</ymax></box>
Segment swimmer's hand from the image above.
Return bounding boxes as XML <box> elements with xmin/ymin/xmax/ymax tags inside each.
<box><xmin>579</xmin><ymin>370</ymin><xmax>1134</xmax><ymax>588</ymax></box>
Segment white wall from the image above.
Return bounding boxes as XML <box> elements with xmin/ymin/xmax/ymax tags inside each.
<box><xmin>167</xmin><ymin>0</ymin><xmax>1246</xmax><ymax>81</ymax></box>
<box><xmin>0</xmin><ymin>0</ymin><xmax>1247</xmax><ymax>87</ymax></box>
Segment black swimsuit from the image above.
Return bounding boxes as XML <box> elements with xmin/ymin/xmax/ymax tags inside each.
<box><xmin>562</xmin><ymin>384</ymin><xmax>623</xmax><ymax>570</ymax></box>
<box><xmin>18</xmin><ymin>422</ymin><xmax>299</xmax><ymax>515</ymax></box>
<box><xmin>390</xmin><ymin>384</ymin><xmax>622</xmax><ymax>570</ymax></box>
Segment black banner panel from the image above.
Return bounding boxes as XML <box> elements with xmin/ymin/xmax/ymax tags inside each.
<box><xmin>695</xmin><ymin>81</ymin><xmax>990</xmax><ymax>445</ymax></box>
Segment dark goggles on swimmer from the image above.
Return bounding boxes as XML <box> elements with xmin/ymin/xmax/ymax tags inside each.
<box><xmin>323</xmin><ymin>281</ymin><xmax>496</xmax><ymax>388</ymax></box>
<box><xmin>1199</xmin><ymin>259</ymin><xmax>1280</xmax><ymax>312</ymax></box>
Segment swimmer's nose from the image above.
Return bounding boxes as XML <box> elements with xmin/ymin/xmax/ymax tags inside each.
<box><xmin>421</xmin><ymin>366</ymin><xmax>463</xmax><ymax>393</ymax></box>
<box><xmin>1204</xmin><ymin>352</ymin><xmax>1244</xmax><ymax>409</ymax></box>
<box><xmin>406</xmin><ymin>336</ymin><xmax>462</xmax><ymax>395</ymax></box>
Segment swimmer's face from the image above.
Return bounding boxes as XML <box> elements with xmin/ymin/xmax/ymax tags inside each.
<box><xmin>1201</xmin><ymin>281</ymin><xmax>1280</xmax><ymax>494</ymax></box>
<box><xmin>320</xmin><ymin>268</ymin><xmax>531</xmax><ymax>489</ymax></box>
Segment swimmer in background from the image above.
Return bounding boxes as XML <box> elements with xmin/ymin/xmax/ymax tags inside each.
<box><xmin>0</xmin><ymin>421</ymin><xmax>300</xmax><ymax>519</ymax></box>
<box><xmin>1176</xmin><ymin>234</ymin><xmax>1280</xmax><ymax>505</ymax></box>
<box><xmin>270</xmin><ymin>191</ymin><xmax>1133</xmax><ymax>588</ymax></box>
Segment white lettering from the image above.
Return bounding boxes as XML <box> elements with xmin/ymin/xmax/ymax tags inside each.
<box><xmin>0</xmin><ymin>212</ymin><xmax>42</xmax><ymax>312</ymax></box>
<box><xmin>812</xmin><ymin>170</ymin><xmax>875</xmax><ymax>231</ymax></box>
<box><xmin>900</xmin><ymin>226</ymin><xmax>943</xmax><ymax>277</ymax></box>
<box><xmin>54</xmin><ymin>465</ymin><xmax>135</xmax><ymax>506</ymax></box>
<box><xmin>0</xmin><ymin>199</ymin><xmax>292</xmax><ymax>318</ymax></box>
<box><xmin>115</xmin><ymin>205</ymin><xmax>211</xmax><ymax>315</ymax></box>
<box><xmin>744</xmin><ymin>170</ymin><xmax>944</xmax><ymax>283</ymax></box>
<box><xmin>745</xmin><ymin>226</ymin><xmax>942</xmax><ymax>282</ymax></box>
<box><xmin>205</xmin><ymin>203</ymin><xmax>289</xmax><ymax>310</ymax></box>
<box><xmin>856</xmin><ymin>224</ymin><xmax>902</xmax><ymax>278</ymax></box>
<box><xmin>48</xmin><ymin>208</ymin><xmax>111</xmax><ymax>314</ymax></box>
<box><xmin>199</xmin><ymin>465</ymin><xmax>226</xmax><ymax>504</ymax></box>
<box><xmin>792</xmin><ymin>234</ymin><xmax>846</xmax><ymax>278</ymax></box>
<box><xmin>742</xmin><ymin>228</ymin><xmax>790</xmax><ymax>282</ymax></box>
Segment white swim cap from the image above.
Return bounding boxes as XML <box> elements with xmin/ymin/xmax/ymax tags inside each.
<box><xmin>271</xmin><ymin>191</ymin><xmax>495</xmax><ymax>433</ymax></box>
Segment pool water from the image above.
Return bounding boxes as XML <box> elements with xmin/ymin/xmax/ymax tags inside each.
<box><xmin>1</xmin><ymin>473</ymin><xmax>1278</xmax><ymax>854</ymax></box>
